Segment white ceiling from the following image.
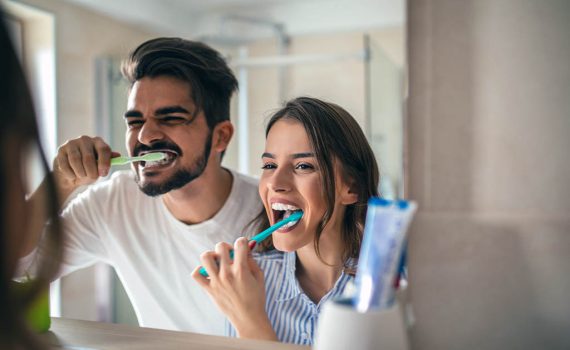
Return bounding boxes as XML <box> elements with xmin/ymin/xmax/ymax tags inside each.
<box><xmin>62</xmin><ymin>0</ymin><xmax>404</xmax><ymax>40</ymax></box>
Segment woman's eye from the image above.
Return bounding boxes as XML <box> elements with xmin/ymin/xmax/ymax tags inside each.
<box><xmin>295</xmin><ymin>163</ymin><xmax>314</xmax><ymax>171</ymax></box>
<box><xmin>261</xmin><ymin>162</ymin><xmax>277</xmax><ymax>170</ymax></box>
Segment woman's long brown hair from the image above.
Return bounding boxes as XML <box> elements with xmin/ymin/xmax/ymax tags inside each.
<box><xmin>0</xmin><ymin>11</ymin><xmax>64</xmax><ymax>349</ymax></box>
<box><xmin>250</xmin><ymin>97</ymin><xmax>380</xmax><ymax>271</ymax></box>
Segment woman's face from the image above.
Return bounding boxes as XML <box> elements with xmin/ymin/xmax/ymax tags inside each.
<box><xmin>259</xmin><ymin>118</ymin><xmax>351</xmax><ymax>252</ymax></box>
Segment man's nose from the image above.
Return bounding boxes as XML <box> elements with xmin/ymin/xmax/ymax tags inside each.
<box><xmin>137</xmin><ymin>119</ymin><xmax>164</xmax><ymax>145</ymax></box>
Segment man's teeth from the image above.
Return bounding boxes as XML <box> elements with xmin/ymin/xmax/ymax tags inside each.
<box><xmin>142</xmin><ymin>157</ymin><xmax>173</xmax><ymax>168</ymax></box>
<box><xmin>146</xmin><ymin>159</ymin><xmax>169</xmax><ymax>166</ymax></box>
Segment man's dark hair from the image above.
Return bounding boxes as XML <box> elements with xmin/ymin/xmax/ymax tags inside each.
<box><xmin>121</xmin><ymin>37</ymin><xmax>238</xmax><ymax>130</ymax></box>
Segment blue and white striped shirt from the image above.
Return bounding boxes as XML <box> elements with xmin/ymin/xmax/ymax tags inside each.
<box><xmin>226</xmin><ymin>250</ymin><xmax>355</xmax><ymax>346</ymax></box>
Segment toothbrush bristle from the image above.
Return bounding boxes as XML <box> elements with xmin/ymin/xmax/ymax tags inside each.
<box><xmin>144</xmin><ymin>152</ymin><xmax>167</xmax><ymax>161</ymax></box>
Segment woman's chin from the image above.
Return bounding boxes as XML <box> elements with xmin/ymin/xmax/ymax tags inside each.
<box><xmin>272</xmin><ymin>240</ymin><xmax>299</xmax><ymax>253</ymax></box>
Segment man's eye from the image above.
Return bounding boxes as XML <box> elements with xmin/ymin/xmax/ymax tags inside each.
<box><xmin>127</xmin><ymin>120</ymin><xmax>143</xmax><ymax>128</ymax></box>
<box><xmin>161</xmin><ymin>116</ymin><xmax>187</xmax><ymax>124</ymax></box>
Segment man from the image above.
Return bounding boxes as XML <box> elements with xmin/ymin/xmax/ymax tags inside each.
<box><xmin>19</xmin><ymin>38</ymin><xmax>262</xmax><ymax>335</ymax></box>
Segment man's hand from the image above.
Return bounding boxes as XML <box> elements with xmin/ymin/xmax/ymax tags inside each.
<box><xmin>53</xmin><ymin>136</ymin><xmax>119</xmax><ymax>199</ymax></box>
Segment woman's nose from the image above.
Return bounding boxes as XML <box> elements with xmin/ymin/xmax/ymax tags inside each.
<box><xmin>137</xmin><ymin>119</ymin><xmax>164</xmax><ymax>145</ymax></box>
<box><xmin>268</xmin><ymin>167</ymin><xmax>292</xmax><ymax>193</ymax></box>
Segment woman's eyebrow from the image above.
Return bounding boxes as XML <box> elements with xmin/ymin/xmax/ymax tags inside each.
<box><xmin>261</xmin><ymin>152</ymin><xmax>314</xmax><ymax>159</ymax></box>
<box><xmin>292</xmin><ymin>152</ymin><xmax>314</xmax><ymax>159</ymax></box>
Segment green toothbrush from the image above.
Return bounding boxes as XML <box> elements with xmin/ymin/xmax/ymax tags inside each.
<box><xmin>110</xmin><ymin>152</ymin><xmax>167</xmax><ymax>166</ymax></box>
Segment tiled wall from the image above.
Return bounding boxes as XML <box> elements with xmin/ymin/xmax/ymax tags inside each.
<box><xmin>407</xmin><ymin>0</ymin><xmax>570</xmax><ymax>349</ymax></box>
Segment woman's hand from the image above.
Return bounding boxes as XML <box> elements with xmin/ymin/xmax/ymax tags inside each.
<box><xmin>192</xmin><ymin>237</ymin><xmax>277</xmax><ymax>341</ymax></box>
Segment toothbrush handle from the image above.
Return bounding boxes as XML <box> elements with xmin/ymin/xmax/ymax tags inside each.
<box><xmin>110</xmin><ymin>156</ymin><xmax>129</xmax><ymax>166</ymax></box>
<box><xmin>198</xmin><ymin>240</ymin><xmax>256</xmax><ymax>277</ymax></box>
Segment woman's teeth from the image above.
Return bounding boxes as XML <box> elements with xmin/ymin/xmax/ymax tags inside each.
<box><xmin>282</xmin><ymin>220</ymin><xmax>298</xmax><ymax>229</ymax></box>
<box><xmin>271</xmin><ymin>203</ymin><xmax>302</xmax><ymax>228</ymax></box>
<box><xmin>271</xmin><ymin>203</ymin><xmax>300</xmax><ymax>211</ymax></box>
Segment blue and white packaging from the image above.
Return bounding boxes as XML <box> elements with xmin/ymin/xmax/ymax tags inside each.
<box><xmin>354</xmin><ymin>198</ymin><xmax>417</xmax><ymax>312</ymax></box>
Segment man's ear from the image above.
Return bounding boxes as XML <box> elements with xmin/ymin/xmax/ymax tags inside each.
<box><xmin>212</xmin><ymin>121</ymin><xmax>234</xmax><ymax>153</ymax></box>
<box><xmin>339</xmin><ymin>180</ymin><xmax>359</xmax><ymax>205</ymax></box>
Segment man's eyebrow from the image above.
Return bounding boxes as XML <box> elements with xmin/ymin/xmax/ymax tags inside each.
<box><xmin>123</xmin><ymin>106</ymin><xmax>191</xmax><ymax>118</ymax></box>
<box><xmin>261</xmin><ymin>152</ymin><xmax>315</xmax><ymax>159</ymax></box>
<box><xmin>155</xmin><ymin>106</ymin><xmax>191</xmax><ymax>116</ymax></box>
<box><xmin>124</xmin><ymin>110</ymin><xmax>142</xmax><ymax>118</ymax></box>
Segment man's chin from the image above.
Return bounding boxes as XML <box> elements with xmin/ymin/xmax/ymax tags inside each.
<box><xmin>138</xmin><ymin>181</ymin><xmax>171</xmax><ymax>197</ymax></box>
<box><xmin>135</xmin><ymin>169</ymin><xmax>203</xmax><ymax>197</ymax></box>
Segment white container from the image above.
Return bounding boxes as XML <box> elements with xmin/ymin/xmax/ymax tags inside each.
<box><xmin>314</xmin><ymin>298</ymin><xmax>411</xmax><ymax>350</ymax></box>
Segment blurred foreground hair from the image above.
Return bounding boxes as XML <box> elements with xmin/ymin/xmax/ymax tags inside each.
<box><xmin>0</xmin><ymin>10</ymin><xmax>63</xmax><ymax>350</ymax></box>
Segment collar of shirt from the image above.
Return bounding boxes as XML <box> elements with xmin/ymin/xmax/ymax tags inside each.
<box><xmin>274</xmin><ymin>251</ymin><xmax>356</xmax><ymax>304</ymax></box>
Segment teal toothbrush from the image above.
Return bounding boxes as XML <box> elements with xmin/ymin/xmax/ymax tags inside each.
<box><xmin>110</xmin><ymin>152</ymin><xmax>167</xmax><ymax>166</ymax></box>
<box><xmin>199</xmin><ymin>211</ymin><xmax>303</xmax><ymax>277</ymax></box>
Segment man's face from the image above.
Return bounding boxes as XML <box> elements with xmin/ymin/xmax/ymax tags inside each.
<box><xmin>124</xmin><ymin>76</ymin><xmax>212</xmax><ymax>196</ymax></box>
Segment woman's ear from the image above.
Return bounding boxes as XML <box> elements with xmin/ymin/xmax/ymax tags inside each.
<box><xmin>339</xmin><ymin>180</ymin><xmax>359</xmax><ymax>205</ymax></box>
<box><xmin>212</xmin><ymin>121</ymin><xmax>234</xmax><ymax>153</ymax></box>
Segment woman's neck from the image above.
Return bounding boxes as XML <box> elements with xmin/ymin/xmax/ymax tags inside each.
<box><xmin>295</xmin><ymin>231</ymin><xmax>345</xmax><ymax>304</ymax></box>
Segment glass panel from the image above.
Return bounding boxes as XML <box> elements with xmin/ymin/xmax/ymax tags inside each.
<box><xmin>367</xmin><ymin>37</ymin><xmax>404</xmax><ymax>199</ymax></box>
<box><xmin>95</xmin><ymin>57</ymin><xmax>138</xmax><ymax>326</ymax></box>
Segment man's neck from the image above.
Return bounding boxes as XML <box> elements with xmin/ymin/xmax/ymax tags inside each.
<box><xmin>161</xmin><ymin>166</ymin><xmax>233</xmax><ymax>225</ymax></box>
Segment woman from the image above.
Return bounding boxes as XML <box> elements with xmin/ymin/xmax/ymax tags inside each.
<box><xmin>0</xmin><ymin>12</ymin><xmax>63</xmax><ymax>349</ymax></box>
<box><xmin>193</xmin><ymin>97</ymin><xmax>379</xmax><ymax>345</ymax></box>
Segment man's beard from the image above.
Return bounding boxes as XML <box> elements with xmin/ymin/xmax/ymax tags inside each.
<box><xmin>134</xmin><ymin>132</ymin><xmax>213</xmax><ymax>197</ymax></box>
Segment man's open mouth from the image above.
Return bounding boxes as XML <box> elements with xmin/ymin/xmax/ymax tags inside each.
<box><xmin>138</xmin><ymin>150</ymin><xmax>178</xmax><ymax>169</ymax></box>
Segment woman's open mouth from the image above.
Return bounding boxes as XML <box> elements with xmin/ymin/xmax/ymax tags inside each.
<box><xmin>138</xmin><ymin>150</ymin><xmax>178</xmax><ymax>170</ymax></box>
<box><xmin>271</xmin><ymin>202</ymin><xmax>302</xmax><ymax>231</ymax></box>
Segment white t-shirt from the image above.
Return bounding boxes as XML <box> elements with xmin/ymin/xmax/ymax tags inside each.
<box><xmin>22</xmin><ymin>169</ymin><xmax>262</xmax><ymax>335</ymax></box>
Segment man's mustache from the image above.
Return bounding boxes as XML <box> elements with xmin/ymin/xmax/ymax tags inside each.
<box><xmin>133</xmin><ymin>141</ymin><xmax>182</xmax><ymax>156</ymax></box>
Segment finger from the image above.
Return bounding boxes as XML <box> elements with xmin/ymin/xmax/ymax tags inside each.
<box><xmin>191</xmin><ymin>265</ymin><xmax>210</xmax><ymax>288</ymax></box>
<box><xmin>215</xmin><ymin>242</ymin><xmax>234</xmax><ymax>271</ymax></box>
<box><xmin>77</xmin><ymin>137</ymin><xmax>99</xmax><ymax>180</ymax></box>
<box><xmin>233</xmin><ymin>237</ymin><xmax>250</xmax><ymax>270</ymax></box>
<box><xmin>65</xmin><ymin>144</ymin><xmax>87</xmax><ymax>177</ymax></box>
<box><xmin>55</xmin><ymin>146</ymin><xmax>76</xmax><ymax>180</ymax></box>
<box><xmin>200</xmin><ymin>251</ymin><xmax>220</xmax><ymax>280</ymax></box>
<box><xmin>93</xmin><ymin>137</ymin><xmax>112</xmax><ymax>177</ymax></box>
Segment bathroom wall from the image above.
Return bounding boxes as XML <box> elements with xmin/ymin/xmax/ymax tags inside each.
<box><xmin>407</xmin><ymin>0</ymin><xmax>570</xmax><ymax>348</ymax></box>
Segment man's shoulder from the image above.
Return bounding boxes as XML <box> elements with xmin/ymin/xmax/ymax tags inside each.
<box><xmin>226</xmin><ymin>170</ymin><xmax>260</xmax><ymax>207</ymax></box>
<box><xmin>231</xmin><ymin>170</ymin><xmax>259</xmax><ymax>189</ymax></box>
<box><xmin>66</xmin><ymin>170</ymin><xmax>138</xmax><ymax>206</ymax></box>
